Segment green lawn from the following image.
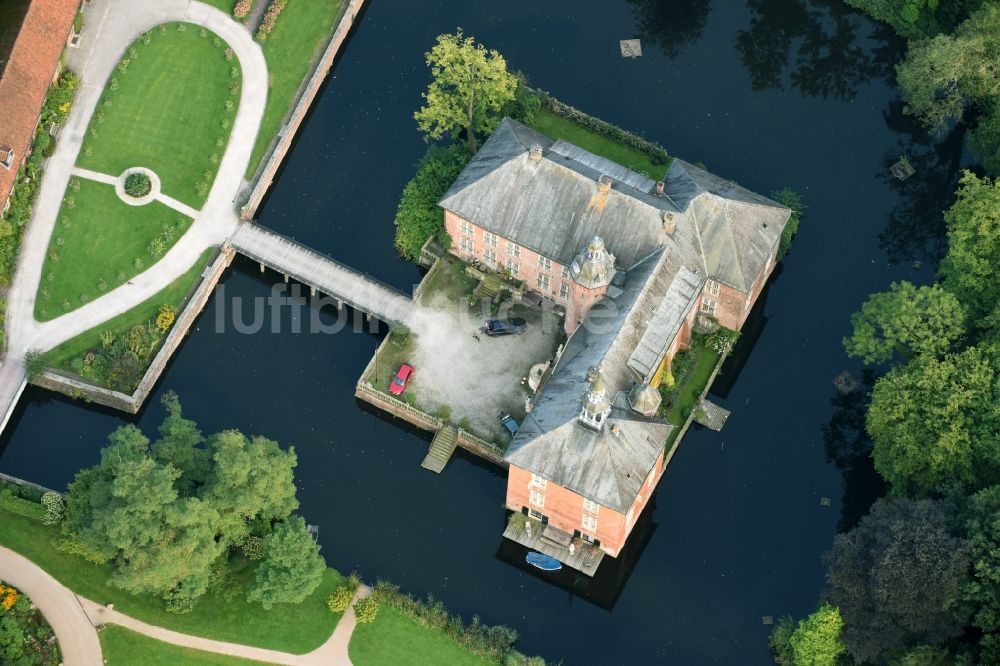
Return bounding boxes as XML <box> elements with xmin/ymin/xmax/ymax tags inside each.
<box><xmin>200</xmin><ymin>0</ymin><xmax>235</xmax><ymax>13</ymax></box>
<box><xmin>664</xmin><ymin>346</ymin><xmax>722</xmax><ymax>449</ymax></box>
<box><xmin>247</xmin><ymin>0</ymin><xmax>342</xmax><ymax>177</ymax></box>
<box><xmin>33</xmin><ymin>179</ymin><xmax>192</xmax><ymax>321</ymax></box>
<box><xmin>100</xmin><ymin>626</ymin><xmax>269</xmax><ymax>666</ymax></box>
<box><xmin>0</xmin><ymin>508</ymin><xmax>346</xmax><ymax>654</ymax></box>
<box><xmin>77</xmin><ymin>22</ymin><xmax>240</xmax><ymax>208</ymax></box>
<box><xmin>527</xmin><ymin>108</ymin><xmax>669</xmax><ymax>179</ymax></box>
<box><xmin>43</xmin><ymin>248</ymin><xmax>215</xmax><ymax>370</ymax></box>
<box><xmin>348</xmin><ymin>606</ymin><xmax>495</xmax><ymax>666</ymax></box>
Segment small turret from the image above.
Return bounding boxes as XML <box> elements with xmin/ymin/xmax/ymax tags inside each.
<box><xmin>628</xmin><ymin>383</ymin><xmax>662</xmax><ymax>417</ymax></box>
<box><xmin>579</xmin><ymin>367</ymin><xmax>612</xmax><ymax>430</ymax></box>
<box><xmin>570</xmin><ymin>235</ymin><xmax>616</xmax><ymax>289</ymax></box>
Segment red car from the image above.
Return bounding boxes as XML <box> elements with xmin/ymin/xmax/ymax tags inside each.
<box><xmin>389</xmin><ymin>364</ymin><xmax>414</xmax><ymax>395</ymax></box>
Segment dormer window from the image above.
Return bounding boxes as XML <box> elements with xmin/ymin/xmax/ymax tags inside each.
<box><xmin>0</xmin><ymin>146</ymin><xmax>14</xmax><ymax>170</ymax></box>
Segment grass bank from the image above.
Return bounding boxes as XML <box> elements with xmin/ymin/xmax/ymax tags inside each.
<box><xmin>77</xmin><ymin>22</ymin><xmax>240</xmax><ymax>208</ymax></box>
<box><xmin>42</xmin><ymin>248</ymin><xmax>214</xmax><ymax>373</ymax></box>
<box><xmin>247</xmin><ymin>0</ymin><xmax>342</xmax><ymax>177</ymax></box>
<box><xmin>34</xmin><ymin>180</ymin><xmax>193</xmax><ymax>321</ymax></box>
<box><xmin>100</xmin><ymin>625</ymin><xmax>268</xmax><ymax>665</ymax></box>
<box><xmin>662</xmin><ymin>342</ymin><xmax>724</xmax><ymax>450</ymax></box>
<box><xmin>349</xmin><ymin>605</ymin><xmax>496</xmax><ymax>666</ymax></box>
<box><xmin>526</xmin><ymin>108</ymin><xmax>669</xmax><ymax>180</ymax></box>
<box><xmin>0</xmin><ymin>507</ymin><xmax>345</xmax><ymax>654</ymax></box>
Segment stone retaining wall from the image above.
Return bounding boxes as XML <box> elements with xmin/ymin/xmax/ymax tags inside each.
<box><xmin>35</xmin><ymin>246</ymin><xmax>235</xmax><ymax>413</ymax></box>
<box><xmin>663</xmin><ymin>351</ymin><xmax>729</xmax><ymax>468</ymax></box>
<box><xmin>354</xmin><ymin>381</ymin><xmax>443</xmax><ymax>431</ymax></box>
<box><xmin>241</xmin><ymin>0</ymin><xmax>367</xmax><ymax>218</ymax></box>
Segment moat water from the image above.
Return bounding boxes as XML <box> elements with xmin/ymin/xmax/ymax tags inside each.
<box><xmin>1</xmin><ymin>1</ymin><xmax>967</xmax><ymax>663</ymax></box>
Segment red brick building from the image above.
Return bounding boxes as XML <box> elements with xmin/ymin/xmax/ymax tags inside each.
<box><xmin>439</xmin><ymin>118</ymin><xmax>790</xmax><ymax>574</ymax></box>
<box><xmin>0</xmin><ymin>0</ymin><xmax>80</xmax><ymax>217</ymax></box>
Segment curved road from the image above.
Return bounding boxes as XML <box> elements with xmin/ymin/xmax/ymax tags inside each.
<box><xmin>0</xmin><ymin>546</ymin><xmax>102</xmax><ymax>666</ymax></box>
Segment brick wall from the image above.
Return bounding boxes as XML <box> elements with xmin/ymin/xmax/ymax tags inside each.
<box><xmin>444</xmin><ymin>211</ymin><xmax>607</xmax><ymax>332</ymax></box>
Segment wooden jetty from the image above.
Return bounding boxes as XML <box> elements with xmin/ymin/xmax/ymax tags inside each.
<box><xmin>231</xmin><ymin>222</ymin><xmax>413</xmax><ymax>323</ymax></box>
<box><xmin>421</xmin><ymin>425</ymin><xmax>458</xmax><ymax>473</ymax></box>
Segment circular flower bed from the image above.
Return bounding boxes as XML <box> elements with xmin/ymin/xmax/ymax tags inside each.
<box><xmin>123</xmin><ymin>172</ymin><xmax>152</xmax><ymax>198</ymax></box>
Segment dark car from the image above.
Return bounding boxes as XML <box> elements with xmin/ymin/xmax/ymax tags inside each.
<box><xmin>482</xmin><ymin>317</ymin><xmax>527</xmax><ymax>337</ymax></box>
<box><xmin>498</xmin><ymin>412</ymin><xmax>520</xmax><ymax>436</ymax></box>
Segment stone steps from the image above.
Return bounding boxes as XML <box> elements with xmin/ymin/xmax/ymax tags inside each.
<box><xmin>421</xmin><ymin>425</ymin><xmax>458</xmax><ymax>473</ymax></box>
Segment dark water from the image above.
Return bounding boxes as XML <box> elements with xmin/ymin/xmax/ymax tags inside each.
<box><xmin>2</xmin><ymin>1</ymin><xmax>966</xmax><ymax>663</ymax></box>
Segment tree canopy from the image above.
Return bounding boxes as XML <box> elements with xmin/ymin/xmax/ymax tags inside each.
<box><xmin>939</xmin><ymin>171</ymin><xmax>1000</xmax><ymax>322</ymax></box>
<box><xmin>247</xmin><ymin>516</ymin><xmax>326</xmax><ymax>609</ymax></box>
<box><xmin>788</xmin><ymin>603</ymin><xmax>845</xmax><ymax>666</ymax></box>
<box><xmin>867</xmin><ymin>346</ymin><xmax>1000</xmax><ymax>495</ymax></box>
<box><xmin>824</xmin><ymin>498</ymin><xmax>970</xmax><ymax>663</ymax></box>
<box><xmin>959</xmin><ymin>485</ymin><xmax>1000</xmax><ymax>663</ymax></box>
<box><xmin>414</xmin><ymin>30</ymin><xmax>517</xmax><ymax>153</ymax></box>
<box><xmin>844</xmin><ymin>280</ymin><xmax>966</xmax><ymax>364</ymax></box>
<box><xmin>62</xmin><ymin>393</ymin><xmax>318</xmax><ymax>612</ymax></box>
<box><xmin>845</xmin><ymin>0</ymin><xmax>984</xmax><ymax>39</ymax></box>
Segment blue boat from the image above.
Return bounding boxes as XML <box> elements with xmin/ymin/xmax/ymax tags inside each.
<box><xmin>526</xmin><ymin>551</ymin><xmax>562</xmax><ymax>571</ymax></box>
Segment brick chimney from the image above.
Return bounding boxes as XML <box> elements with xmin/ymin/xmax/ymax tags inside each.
<box><xmin>662</xmin><ymin>211</ymin><xmax>675</xmax><ymax>235</ymax></box>
<box><xmin>654</xmin><ymin>180</ymin><xmax>664</xmax><ymax>196</ymax></box>
<box><xmin>529</xmin><ymin>144</ymin><xmax>543</xmax><ymax>161</ymax></box>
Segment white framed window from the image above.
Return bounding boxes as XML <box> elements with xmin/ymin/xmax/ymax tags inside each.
<box><xmin>0</xmin><ymin>148</ymin><xmax>13</xmax><ymax>169</ymax></box>
<box><xmin>484</xmin><ymin>248</ymin><xmax>497</xmax><ymax>267</ymax></box>
<box><xmin>505</xmin><ymin>258</ymin><xmax>519</xmax><ymax>277</ymax></box>
<box><xmin>536</xmin><ymin>273</ymin><xmax>550</xmax><ymax>290</ymax></box>
<box><xmin>530</xmin><ymin>490</ymin><xmax>545</xmax><ymax>508</ymax></box>
<box><xmin>625</xmin><ymin>506</ymin><xmax>635</xmax><ymax>529</ymax></box>
<box><xmin>636</xmin><ymin>493</ymin><xmax>643</xmax><ymax>505</ymax></box>
<box><xmin>506</xmin><ymin>242</ymin><xmax>520</xmax><ymax>257</ymax></box>
<box><xmin>561</xmin><ymin>266</ymin><xmax>570</xmax><ymax>279</ymax></box>
<box><xmin>705</xmin><ymin>279</ymin><xmax>720</xmax><ymax>296</ymax></box>
<box><xmin>645</xmin><ymin>466</ymin><xmax>656</xmax><ymax>491</ymax></box>
<box><xmin>528</xmin><ymin>508</ymin><xmax>544</xmax><ymax>521</ymax></box>
<box><xmin>531</xmin><ymin>473</ymin><xmax>547</xmax><ymax>489</ymax></box>
<box><xmin>583</xmin><ymin>498</ymin><xmax>600</xmax><ymax>513</ymax></box>
<box><xmin>582</xmin><ymin>514</ymin><xmax>598</xmax><ymax>532</ymax></box>
<box><xmin>460</xmin><ymin>237</ymin><xmax>474</xmax><ymax>254</ymax></box>
<box><xmin>538</xmin><ymin>256</ymin><xmax>552</xmax><ymax>271</ymax></box>
<box><xmin>459</xmin><ymin>219</ymin><xmax>474</xmax><ymax>236</ymax></box>
<box><xmin>484</xmin><ymin>231</ymin><xmax>498</xmax><ymax>247</ymax></box>
<box><xmin>700</xmin><ymin>297</ymin><xmax>717</xmax><ymax>316</ymax></box>
<box><xmin>559</xmin><ymin>282</ymin><xmax>569</xmax><ymax>299</ymax></box>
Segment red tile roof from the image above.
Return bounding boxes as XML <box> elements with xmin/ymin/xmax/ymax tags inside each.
<box><xmin>0</xmin><ymin>0</ymin><xmax>79</xmax><ymax>212</ymax></box>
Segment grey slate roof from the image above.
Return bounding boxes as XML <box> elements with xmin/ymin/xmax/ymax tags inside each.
<box><xmin>626</xmin><ymin>265</ymin><xmax>702</xmax><ymax>382</ymax></box>
<box><xmin>663</xmin><ymin>159</ymin><xmax>789</xmax><ymax>291</ymax></box>
<box><xmin>439</xmin><ymin>119</ymin><xmax>678</xmax><ymax>270</ymax></box>
<box><xmin>504</xmin><ymin>252</ymin><xmax>677</xmax><ymax>513</ymax></box>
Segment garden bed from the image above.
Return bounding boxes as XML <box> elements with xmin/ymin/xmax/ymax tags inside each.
<box><xmin>33</xmin><ymin>179</ymin><xmax>193</xmax><ymax>321</ymax></box>
<box><xmin>76</xmin><ymin>22</ymin><xmax>241</xmax><ymax>208</ymax></box>
<box><xmin>41</xmin><ymin>248</ymin><xmax>214</xmax><ymax>391</ymax></box>
<box><xmin>0</xmin><ymin>580</ymin><xmax>61</xmax><ymax>665</ymax></box>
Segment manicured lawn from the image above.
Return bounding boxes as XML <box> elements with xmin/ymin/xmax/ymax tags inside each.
<box><xmin>77</xmin><ymin>22</ymin><xmax>241</xmax><ymax>208</ymax></box>
<box><xmin>348</xmin><ymin>606</ymin><xmax>495</xmax><ymax>666</ymax></box>
<box><xmin>100</xmin><ymin>626</ymin><xmax>268</xmax><ymax>666</ymax></box>
<box><xmin>247</xmin><ymin>0</ymin><xmax>342</xmax><ymax>177</ymax></box>
<box><xmin>0</xmin><ymin>508</ymin><xmax>346</xmax><ymax>654</ymax></box>
<box><xmin>42</xmin><ymin>248</ymin><xmax>215</xmax><ymax>370</ymax></box>
<box><xmin>200</xmin><ymin>0</ymin><xmax>235</xmax><ymax>13</ymax></box>
<box><xmin>527</xmin><ymin>108</ymin><xmax>669</xmax><ymax>179</ymax></box>
<box><xmin>33</xmin><ymin>179</ymin><xmax>192</xmax><ymax>321</ymax></box>
<box><xmin>664</xmin><ymin>346</ymin><xmax>722</xmax><ymax>449</ymax></box>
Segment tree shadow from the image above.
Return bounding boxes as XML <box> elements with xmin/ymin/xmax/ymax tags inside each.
<box><xmin>877</xmin><ymin>100</ymin><xmax>970</xmax><ymax>267</ymax></box>
<box><xmin>821</xmin><ymin>368</ymin><xmax>887</xmax><ymax>531</ymax></box>
<box><xmin>735</xmin><ymin>0</ymin><xmax>902</xmax><ymax>101</ymax></box>
<box><xmin>625</xmin><ymin>0</ymin><xmax>712</xmax><ymax>60</ymax></box>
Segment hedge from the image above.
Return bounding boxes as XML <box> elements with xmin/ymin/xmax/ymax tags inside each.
<box><xmin>0</xmin><ymin>489</ymin><xmax>47</xmax><ymax>521</ymax></box>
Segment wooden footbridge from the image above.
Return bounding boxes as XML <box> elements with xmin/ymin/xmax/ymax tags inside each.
<box><xmin>230</xmin><ymin>223</ymin><xmax>413</xmax><ymax>324</ymax></box>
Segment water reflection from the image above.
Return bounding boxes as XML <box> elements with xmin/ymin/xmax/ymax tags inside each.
<box><xmin>877</xmin><ymin>99</ymin><xmax>969</xmax><ymax>266</ymax></box>
<box><xmin>625</xmin><ymin>0</ymin><xmax>712</xmax><ymax>59</ymax></box>
<box><xmin>735</xmin><ymin>0</ymin><xmax>897</xmax><ymax>101</ymax></box>
<box><xmin>821</xmin><ymin>369</ymin><xmax>886</xmax><ymax>531</ymax></box>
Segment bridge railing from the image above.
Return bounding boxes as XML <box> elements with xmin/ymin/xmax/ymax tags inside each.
<box><xmin>355</xmin><ymin>381</ymin><xmax>443</xmax><ymax>431</ymax></box>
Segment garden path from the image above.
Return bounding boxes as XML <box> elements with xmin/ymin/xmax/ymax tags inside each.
<box><xmin>0</xmin><ymin>0</ymin><xmax>268</xmax><ymax>431</ymax></box>
<box><xmin>71</xmin><ymin>166</ymin><xmax>201</xmax><ymax>218</ymax></box>
<box><xmin>0</xmin><ymin>546</ymin><xmax>103</xmax><ymax>666</ymax></box>
<box><xmin>78</xmin><ymin>583</ymin><xmax>372</xmax><ymax>665</ymax></box>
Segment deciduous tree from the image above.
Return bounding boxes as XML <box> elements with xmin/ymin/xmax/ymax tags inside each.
<box><xmin>843</xmin><ymin>280</ymin><xmax>965</xmax><ymax>364</ymax></box>
<box><xmin>789</xmin><ymin>603</ymin><xmax>845</xmax><ymax>666</ymax></box>
<box><xmin>825</xmin><ymin>498</ymin><xmax>970</xmax><ymax>663</ymax></box>
<box><xmin>247</xmin><ymin>516</ymin><xmax>325</xmax><ymax>608</ymax></box>
<box><xmin>939</xmin><ymin>171</ymin><xmax>1000</xmax><ymax>322</ymax></box>
<box><xmin>414</xmin><ymin>30</ymin><xmax>517</xmax><ymax>153</ymax></box>
<box><xmin>392</xmin><ymin>143</ymin><xmax>470</xmax><ymax>261</ymax></box>
<box><xmin>959</xmin><ymin>485</ymin><xmax>1000</xmax><ymax>662</ymax></box>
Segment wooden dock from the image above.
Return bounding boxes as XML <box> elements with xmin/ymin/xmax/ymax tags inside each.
<box><xmin>422</xmin><ymin>426</ymin><xmax>458</xmax><ymax>473</ymax></box>
<box><xmin>231</xmin><ymin>223</ymin><xmax>413</xmax><ymax>323</ymax></box>
<box><xmin>694</xmin><ymin>398</ymin><xmax>730</xmax><ymax>432</ymax></box>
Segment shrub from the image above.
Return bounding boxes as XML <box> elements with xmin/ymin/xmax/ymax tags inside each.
<box><xmin>327</xmin><ymin>585</ymin><xmax>354</xmax><ymax>613</ymax></box>
<box><xmin>353</xmin><ymin>596</ymin><xmax>379</xmax><ymax>624</ymax></box>
<box><xmin>123</xmin><ymin>172</ymin><xmax>151</xmax><ymax>198</ymax></box>
<box><xmin>25</xmin><ymin>350</ymin><xmax>46</xmax><ymax>381</ymax></box>
<box><xmin>255</xmin><ymin>0</ymin><xmax>288</xmax><ymax>40</ymax></box>
<box><xmin>232</xmin><ymin>0</ymin><xmax>254</xmax><ymax>20</ymax></box>
<box><xmin>155</xmin><ymin>304</ymin><xmax>176</xmax><ymax>331</ymax></box>
<box><xmin>0</xmin><ymin>488</ymin><xmax>46</xmax><ymax>520</ymax></box>
<box><xmin>771</xmin><ymin>187</ymin><xmax>806</xmax><ymax>261</ymax></box>
<box><xmin>41</xmin><ymin>492</ymin><xmax>64</xmax><ymax>525</ymax></box>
